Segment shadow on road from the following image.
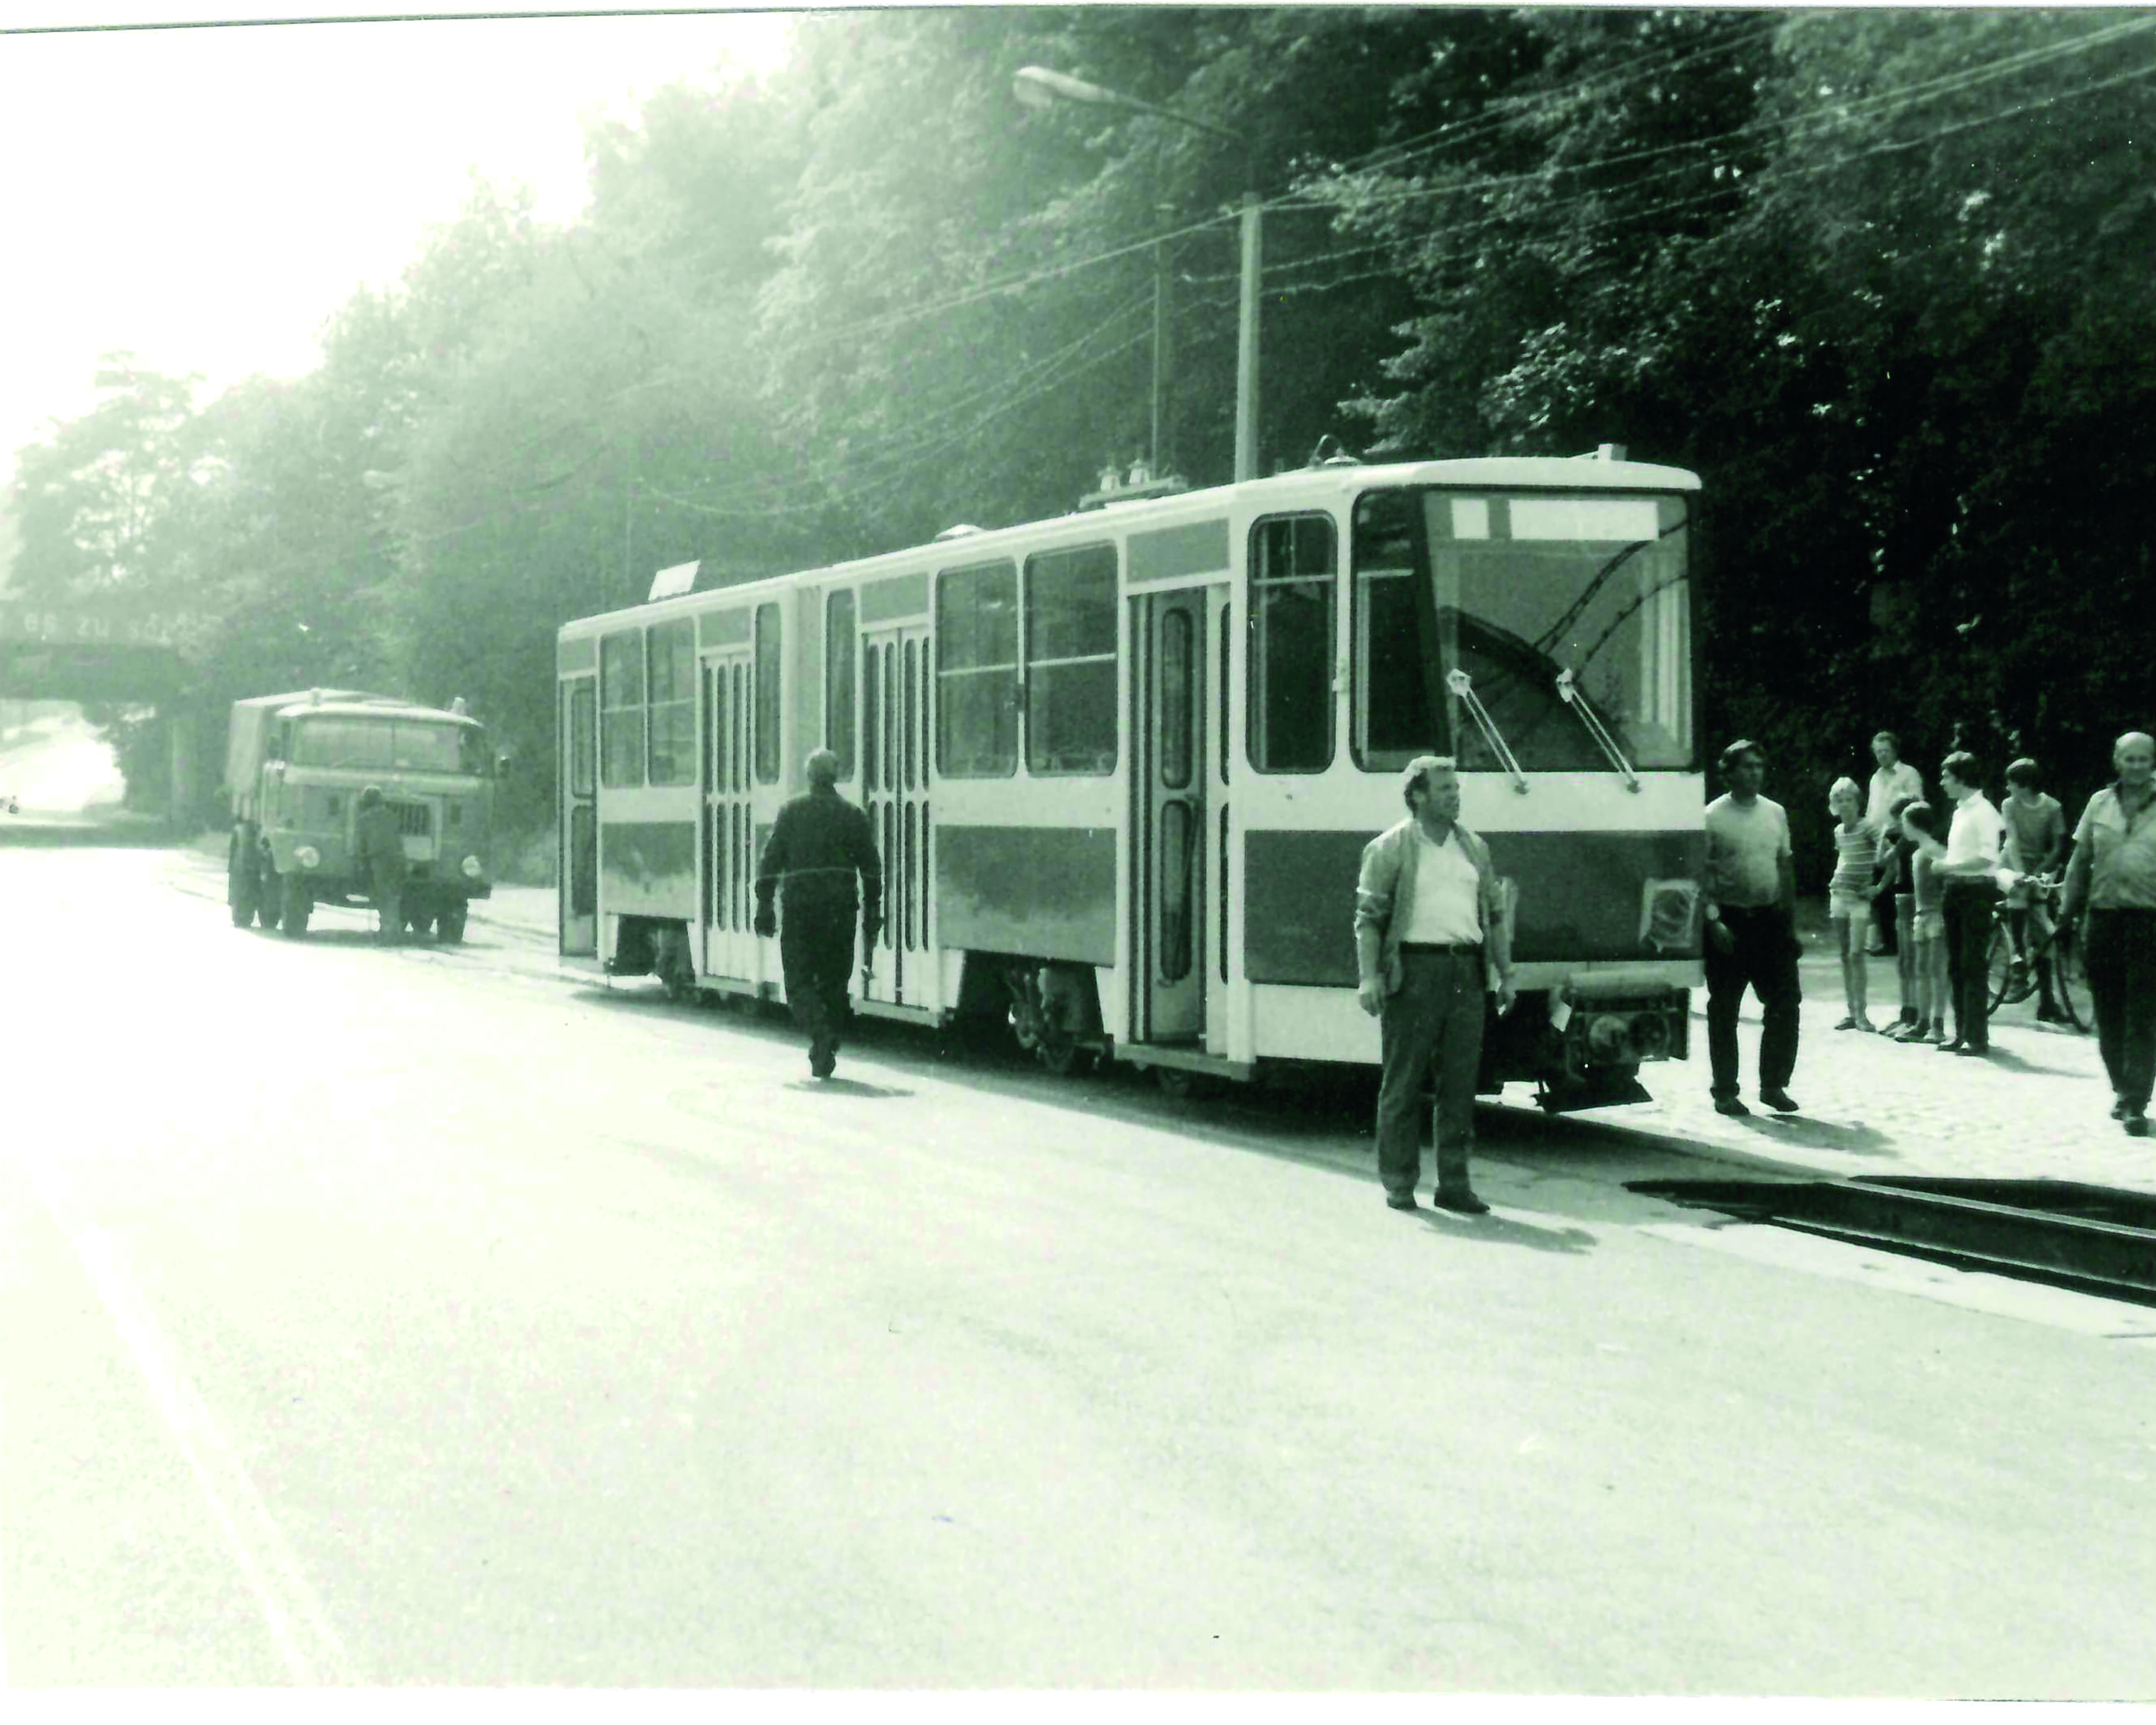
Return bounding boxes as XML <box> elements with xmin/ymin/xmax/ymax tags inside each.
<box><xmin>1735</xmin><ymin>1112</ymin><xmax>1894</xmax><ymax>1156</ymax></box>
<box><xmin>782</xmin><ymin>1077</ymin><xmax>914</xmax><ymax>1099</ymax></box>
<box><xmin>1411</xmin><ymin>1208</ymin><xmax>1600</xmax><ymax>1254</ymax></box>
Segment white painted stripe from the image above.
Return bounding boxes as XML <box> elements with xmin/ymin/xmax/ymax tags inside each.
<box><xmin>25</xmin><ymin>1165</ymin><xmax>358</xmax><ymax>1685</ymax></box>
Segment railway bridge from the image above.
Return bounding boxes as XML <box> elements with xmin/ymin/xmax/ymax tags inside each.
<box><xmin>0</xmin><ymin>593</ymin><xmax>206</xmax><ymax>824</ymax></box>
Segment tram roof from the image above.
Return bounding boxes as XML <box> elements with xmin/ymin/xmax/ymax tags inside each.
<box><xmin>559</xmin><ymin>452</ymin><xmax>1700</xmax><ymax>639</ymax></box>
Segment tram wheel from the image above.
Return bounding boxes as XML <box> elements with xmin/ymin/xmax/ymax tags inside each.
<box><xmin>1153</xmin><ymin>1065</ymin><xmax>1215</xmax><ymax>1100</ymax></box>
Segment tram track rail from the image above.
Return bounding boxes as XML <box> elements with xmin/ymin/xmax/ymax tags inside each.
<box><xmin>1626</xmin><ymin>1176</ymin><xmax>2156</xmax><ymax>1309</ymax></box>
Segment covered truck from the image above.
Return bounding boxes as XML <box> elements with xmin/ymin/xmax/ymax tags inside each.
<box><xmin>225</xmin><ymin>688</ymin><xmax>500</xmax><ymax>941</ymax></box>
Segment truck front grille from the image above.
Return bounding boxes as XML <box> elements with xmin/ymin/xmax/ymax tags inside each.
<box><xmin>393</xmin><ymin>801</ymin><xmax>431</xmax><ymax>837</ymax></box>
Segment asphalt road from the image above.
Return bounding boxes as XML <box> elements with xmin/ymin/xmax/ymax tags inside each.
<box><xmin>6</xmin><ymin>832</ymin><xmax>2156</xmax><ymax>1694</ymax></box>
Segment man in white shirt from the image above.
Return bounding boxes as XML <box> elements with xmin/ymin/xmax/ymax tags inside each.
<box><xmin>1863</xmin><ymin>731</ymin><xmax>1924</xmax><ymax>955</ymax></box>
<box><xmin>1933</xmin><ymin>750</ymin><xmax>2005</xmax><ymax>1054</ymax></box>
<box><xmin>1354</xmin><ymin>756</ymin><xmax>1516</xmax><ymax>1214</ymax></box>
<box><xmin>1702</xmin><ymin>738</ymin><xmax>1801</xmax><ymax>1115</ymax></box>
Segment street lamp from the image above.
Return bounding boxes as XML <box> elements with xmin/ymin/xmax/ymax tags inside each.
<box><xmin>1014</xmin><ymin>65</ymin><xmax>1261</xmax><ymax>484</ymax></box>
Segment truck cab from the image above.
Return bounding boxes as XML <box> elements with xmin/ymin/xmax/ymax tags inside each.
<box><xmin>225</xmin><ymin>689</ymin><xmax>499</xmax><ymax>941</ymax></box>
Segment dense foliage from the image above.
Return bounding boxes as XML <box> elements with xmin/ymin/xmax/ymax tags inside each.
<box><xmin>9</xmin><ymin>7</ymin><xmax>2152</xmax><ymax>879</ymax></box>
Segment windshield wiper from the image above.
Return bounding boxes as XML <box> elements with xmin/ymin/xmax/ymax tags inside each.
<box><xmin>1556</xmin><ymin>668</ymin><xmax>1640</xmax><ymax>791</ymax></box>
<box><xmin>1445</xmin><ymin>669</ymin><xmax>1529</xmax><ymax>794</ymax></box>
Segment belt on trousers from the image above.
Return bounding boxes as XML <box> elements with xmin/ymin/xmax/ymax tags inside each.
<box><xmin>1399</xmin><ymin>942</ymin><xmax>1482</xmax><ymax>957</ymax></box>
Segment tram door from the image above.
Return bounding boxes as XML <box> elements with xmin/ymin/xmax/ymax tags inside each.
<box><xmin>861</xmin><ymin>622</ymin><xmax>934</xmax><ymax>1008</ymax></box>
<box><xmin>700</xmin><ymin>646</ymin><xmax>760</xmax><ymax>984</ymax></box>
<box><xmin>1134</xmin><ymin>588</ymin><xmax>1211</xmax><ymax>1043</ymax></box>
<box><xmin>559</xmin><ymin>674</ymin><xmax>597</xmax><ymax>957</ymax></box>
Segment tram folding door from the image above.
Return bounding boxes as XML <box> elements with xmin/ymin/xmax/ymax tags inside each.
<box><xmin>699</xmin><ymin>647</ymin><xmax>763</xmax><ymax>987</ymax></box>
<box><xmin>1132</xmin><ymin>588</ymin><xmax>1213</xmax><ymax>1044</ymax></box>
<box><xmin>560</xmin><ymin>675</ymin><xmax>597</xmax><ymax>957</ymax></box>
<box><xmin>860</xmin><ymin>621</ymin><xmax>935</xmax><ymax>1010</ymax></box>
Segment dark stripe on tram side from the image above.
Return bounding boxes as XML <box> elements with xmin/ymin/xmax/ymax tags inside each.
<box><xmin>1243</xmin><ymin>827</ymin><xmax>1708</xmax><ymax>987</ymax></box>
<box><xmin>601</xmin><ymin>820</ymin><xmax>698</xmax><ymax>919</ymax></box>
<box><xmin>936</xmin><ymin>824</ymin><xmax>1116</xmax><ymax>965</ymax></box>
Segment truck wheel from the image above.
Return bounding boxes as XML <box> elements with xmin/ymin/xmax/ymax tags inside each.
<box><xmin>279</xmin><ymin>875</ymin><xmax>311</xmax><ymax>939</ymax></box>
<box><xmin>257</xmin><ymin>893</ymin><xmax>281</xmax><ymax>931</ymax></box>
<box><xmin>434</xmin><ymin>904</ymin><xmax>467</xmax><ymax>944</ymax></box>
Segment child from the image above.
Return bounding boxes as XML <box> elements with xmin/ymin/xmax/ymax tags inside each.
<box><xmin>1877</xmin><ymin>794</ymin><xmax>1919</xmax><ymax>1031</ymax></box>
<box><xmin>2000</xmin><ymin>757</ymin><xmax>2068</xmax><ymax>1022</ymax></box>
<box><xmin>1827</xmin><ymin>776</ymin><xmax>1875</xmax><ymax>1030</ymax></box>
<box><xmin>1899</xmin><ymin>801</ymin><xmax>1951</xmax><ymax>1044</ymax></box>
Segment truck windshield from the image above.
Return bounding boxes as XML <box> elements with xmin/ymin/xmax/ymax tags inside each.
<box><xmin>292</xmin><ymin>719</ymin><xmax>488</xmax><ymax>774</ymax></box>
<box><xmin>1351</xmin><ymin>487</ymin><xmax>1694</xmax><ymax>773</ymax></box>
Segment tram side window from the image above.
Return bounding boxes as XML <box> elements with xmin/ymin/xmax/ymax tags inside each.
<box><xmin>1248</xmin><ymin>514</ymin><xmax>1337</xmax><ymax>773</ymax></box>
<box><xmin>1024</xmin><ymin>543</ymin><xmax>1118</xmax><ymax>775</ymax></box>
<box><xmin>1352</xmin><ymin>489</ymin><xmax>1446</xmax><ymax>769</ymax></box>
<box><xmin>646</xmin><ymin>619</ymin><xmax>695</xmax><ymax>786</ymax></box>
<box><xmin>600</xmin><ymin>630</ymin><xmax>645</xmax><ymax>788</ymax></box>
<box><xmin>826</xmin><ymin>590</ymin><xmax>857</xmax><ymax>781</ymax></box>
<box><xmin>936</xmin><ymin>559</ymin><xmax>1019</xmax><ymax>778</ymax></box>
<box><xmin>754</xmin><ymin>603</ymin><xmax>782</xmax><ymax>785</ymax></box>
<box><xmin>569</xmin><ymin>680</ymin><xmax>595</xmax><ymax>799</ymax></box>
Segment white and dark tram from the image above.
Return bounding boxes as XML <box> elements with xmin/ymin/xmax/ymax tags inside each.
<box><xmin>554</xmin><ymin>447</ymin><xmax>1706</xmax><ymax>1107</ymax></box>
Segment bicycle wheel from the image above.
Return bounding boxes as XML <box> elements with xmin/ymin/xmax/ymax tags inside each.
<box><xmin>2051</xmin><ymin>923</ymin><xmax>2090</xmax><ymax>1033</ymax></box>
<box><xmin>1984</xmin><ymin>921</ymin><xmax>2015</xmax><ymax>1013</ymax></box>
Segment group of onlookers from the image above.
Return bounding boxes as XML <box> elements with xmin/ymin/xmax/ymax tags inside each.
<box><xmin>1705</xmin><ymin>728</ymin><xmax>2156</xmax><ymax>1140</ymax></box>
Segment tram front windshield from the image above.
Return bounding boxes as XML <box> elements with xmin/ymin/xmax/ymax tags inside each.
<box><xmin>1352</xmin><ymin>488</ymin><xmax>1694</xmax><ymax>773</ymax></box>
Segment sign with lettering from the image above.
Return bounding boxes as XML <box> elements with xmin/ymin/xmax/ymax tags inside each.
<box><xmin>0</xmin><ymin>603</ymin><xmax>184</xmax><ymax>646</ymax></box>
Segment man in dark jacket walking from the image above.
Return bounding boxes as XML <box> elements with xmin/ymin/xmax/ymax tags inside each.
<box><xmin>354</xmin><ymin>784</ymin><xmax>405</xmax><ymax>946</ymax></box>
<box><xmin>755</xmin><ymin>748</ymin><xmax>883</xmax><ymax>1078</ymax></box>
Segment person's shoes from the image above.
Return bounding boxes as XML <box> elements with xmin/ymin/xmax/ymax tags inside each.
<box><xmin>1834</xmin><ymin>1016</ymin><xmax>1859</xmax><ymax>1031</ymax></box>
<box><xmin>809</xmin><ymin>1038</ymin><xmax>836</xmax><ymax>1079</ymax></box>
<box><xmin>1936</xmin><ymin>1039</ymin><xmax>1966</xmax><ymax>1053</ymax></box>
<box><xmin>1760</xmin><ymin>1087</ymin><xmax>1799</xmax><ymax>1114</ymax></box>
<box><xmin>1954</xmin><ymin>1043</ymin><xmax>1990</xmax><ymax>1058</ymax></box>
<box><xmin>1385</xmin><ymin>1191</ymin><xmax>1420</xmax><ymax>1212</ymax></box>
<box><xmin>1433</xmin><ymin>1189</ymin><xmax>1490</xmax><ymax>1215</ymax></box>
<box><xmin>1713</xmin><ymin>1096</ymin><xmax>1750</xmax><ymax>1117</ymax></box>
<box><xmin>2125</xmin><ymin>1112</ymin><xmax>2151</xmax><ymax>1139</ymax></box>
<box><xmin>2036</xmin><ymin>1005</ymin><xmax>2067</xmax><ymax>1025</ymax></box>
<box><xmin>2114</xmin><ymin>1096</ymin><xmax>2129</xmax><ymax>1121</ymax></box>
<box><xmin>1898</xmin><ymin>1007</ymin><xmax>1919</xmax><ymax>1026</ymax></box>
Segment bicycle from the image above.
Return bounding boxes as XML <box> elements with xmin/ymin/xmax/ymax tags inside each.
<box><xmin>1985</xmin><ymin>873</ymin><xmax>2088</xmax><ymax>1030</ymax></box>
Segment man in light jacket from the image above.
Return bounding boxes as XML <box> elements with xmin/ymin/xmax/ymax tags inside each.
<box><xmin>1355</xmin><ymin>755</ymin><xmax>1516</xmax><ymax>1215</ymax></box>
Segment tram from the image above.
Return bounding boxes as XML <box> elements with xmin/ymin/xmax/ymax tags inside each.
<box><xmin>554</xmin><ymin>446</ymin><xmax>1706</xmax><ymax>1107</ymax></box>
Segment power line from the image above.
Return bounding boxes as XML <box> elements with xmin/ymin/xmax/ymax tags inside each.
<box><xmin>1274</xmin><ymin>13</ymin><xmax>2156</xmax><ymax>222</ymax></box>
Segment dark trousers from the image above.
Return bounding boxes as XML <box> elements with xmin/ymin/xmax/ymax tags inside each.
<box><xmin>367</xmin><ymin>861</ymin><xmax>403</xmax><ymax>944</ymax></box>
<box><xmin>1376</xmin><ymin>949</ymin><xmax>1486</xmax><ymax>1197</ymax></box>
<box><xmin>780</xmin><ymin>905</ymin><xmax>858</xmax><ymax>1053</ymax></box>
<box><xmin>2087</xmin><ymin>909</ymin><xmax>2156</xmax><ymax>1113</ymax></box>
<box><xmin>1941</xmin><ymin>881</ymin><xmax>1995</xmax><ymax>1048</ymax></box>
<box><xmin>1704</xmin><ymin>903</ymin><xmax>1801</xmax><ymax>1100</ymax></box>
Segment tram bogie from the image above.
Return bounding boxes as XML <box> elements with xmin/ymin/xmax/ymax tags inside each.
<box><xmin>558</xmin><ymin>450</ymin><xmax>1707</xmax><ymax>1103</ymax></box>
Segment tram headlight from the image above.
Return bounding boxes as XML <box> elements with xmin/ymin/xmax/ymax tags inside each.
<box><xmin>1585</xmin><ymin>1014</ymin><xmax>1631</xmax><ymax>1062</ymax></box>
<box><xmin>460</xmin><ymin>854</ymin><xmax>485</xmax><ymax>880</ymax></box>
<box><xmin>294</xmin><ymin>845</ymin><xmax>320</xmax><ymax>870</ymax></box>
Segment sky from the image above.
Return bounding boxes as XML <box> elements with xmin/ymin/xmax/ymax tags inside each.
<box><xmin>0</xmin><ymin>5</ymin><xmax>801</xmax><ymax>475</ymax></box>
